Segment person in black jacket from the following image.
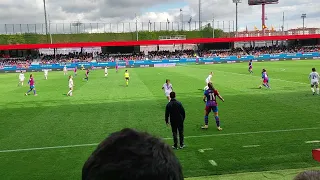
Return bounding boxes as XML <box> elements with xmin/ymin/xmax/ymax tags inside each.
<box><xmin>165</xmin><ymin>92</ymin><xmax>186</xmax><ymax>149</ymax></box>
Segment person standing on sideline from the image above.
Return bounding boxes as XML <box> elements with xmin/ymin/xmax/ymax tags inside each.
<box><xmin>165</xmin><ymin>92</ymin><xmax>186</xmax><ymax>149</ymax></box>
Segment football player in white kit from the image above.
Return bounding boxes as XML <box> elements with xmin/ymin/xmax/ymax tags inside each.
<box><xmin>67</xmin><ymin>75</ymin><xmax>74</xmax><ymax>96</ymax></box>
<box><xmin>162</xmin><ymin>79</ymin><xmax>173</xmax><ymax>102</ymax></box>
<box><xmin>309</xmin><ymin>68</ymin><xmax>319</xmax><ymax>95</ymax></box>
<box><xmin>18</xmin><ymin>71</ymin><xmax>25</xmax><ymax>86</ymax></box>
<box><xmin>63</xmin><ymin>65</ymin><xmax>67</xmax><ymax>75</ymax></box>
<box><xmin>204</xmin><ymin>72</ymin><xmax>213</xmax><ymax>90</ymax></box>
<box><xmin>44</xmin><ymin>69</ymin><xmax>48</xmax><ymax>80</ymax></box>
<box><xmin>104</xmin><ymin>67</ymin><xmax>108</xmax><ymax>77</ymax></box>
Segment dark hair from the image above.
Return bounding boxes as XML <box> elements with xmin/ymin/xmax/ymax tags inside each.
<box><xmin>312</xmin><ymin>68</ymin><xmax>316</xmax><ymax>72</ymax></box>
<box><xmin>30</xmin><ymin>74</ymin><xmax>32</xmax><ymax>78</ymax></box>
<box><xmin>166</xmin><ymin>79</ymin><xmax>170</xmax><ymax>83</ymax></box>
<box><xmin>170</xmin><ymin>92</ymin><xmax>176</xmax><ymax>99</ymax></box>
<box><xmin>294</xmin><ymin>170</ymin><xmax>320</xmax><ymax>180</ymax></box>
<box><xmin>262</xmin><ymin>69</ymin><xmax>266</xmax><ymax>72</ymax></box>
<box><xmin>208</xmin><ymin>82</ymin><xmax>214</xmax><ymax>90</ymax></box>
<box><xmin>82</xmin><ymin>128</ymin><xmax>183</xmax><ymax>180</ymax></box>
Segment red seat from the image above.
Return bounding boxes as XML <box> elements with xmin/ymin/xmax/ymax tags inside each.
<box><xmin>312</xmin><ymin>149</ymin><xmax>320</xmax><ymax>162</ymax></box>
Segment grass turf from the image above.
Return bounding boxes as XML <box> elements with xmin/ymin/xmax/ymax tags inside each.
<box><xmin>0</xmin><ymin>60</ymin><xmax>320</xmax><ymax>179</ymax></box>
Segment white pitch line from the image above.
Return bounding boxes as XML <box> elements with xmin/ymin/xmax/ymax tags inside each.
<box><xmin>208</xmin><ymin>160</ymin><xmax>217</xmax><ymax>166</ymax></box>
<box><xmin>0</xmin><ymin>143</ymin><xmax>99</xmax><ymax>153</ymax></box>
<box><xmin>305</xmin><ymin>140</ymin><xmax>320</xmax><ymax>144</ymax></box>
<box><xmin>243</xmin><ymin>145</ymin><xmax>260</xmax><ymax>148</ymax></box>
<box><xmin>198</xmin><ymin>148</ymin><xmax>213</xmax><ymax>153</ymax></box>
<box><xmin>214</xmin><ymin>70</ymin><xmax>308</xmax><ymax>85</ymax></box>
<box><xmin>0</xmin><ymin>127</ymin><xmax>319</xmax><ymax>153</ymax></box>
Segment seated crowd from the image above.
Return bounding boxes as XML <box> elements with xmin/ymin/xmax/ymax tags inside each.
<box><xmin>0</xmin><ymin>46</ymin><xmax>319</xmax><ymax>66</ymax></box>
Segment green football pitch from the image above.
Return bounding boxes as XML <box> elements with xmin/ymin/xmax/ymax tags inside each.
<box><xmin>0</xmin><ymin>60</ymin><xmax>319</xmax><ymax>180</ymax></box>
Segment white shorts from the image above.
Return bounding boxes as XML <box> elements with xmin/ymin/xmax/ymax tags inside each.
<box><xmin>19</xmin><ymin>78</ymin><xmax>24</xmax><ymax>81</ymax></box>
<box><xmin>165</xmin><ymin>91</ymin><xmax>171</xmax><ymax>97</ymax></box>
<box><xmin>311</xmin><ymin>80</ymin><xmax>319</xmax><ymax>86</ymax></box>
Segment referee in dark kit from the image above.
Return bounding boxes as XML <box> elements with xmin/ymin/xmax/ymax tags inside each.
<box><xmin>165</xmin><ymin>92</ymin><xmax>186</xmax><ymax>149</ymax></box>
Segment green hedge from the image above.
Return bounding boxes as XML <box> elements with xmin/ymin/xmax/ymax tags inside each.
<box><xmin>0</xmin><ymin>28</ymin><xmax>228</xmax><ymax>45</ymax></box>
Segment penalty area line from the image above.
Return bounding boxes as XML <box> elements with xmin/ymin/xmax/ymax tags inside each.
<box><xmin>0</xmin><ymin>127</ymin><xmax>319</xmax><ymax>153</ymax></box>
<box><xmin>214</xmin><ymin>70</ymin><xmax>308</xmax><ymax>85</ymax></box>
<box><xmin>243</xmin><ymin>145</ymin><xmax>260</xmax><ymax>148</ymax></box>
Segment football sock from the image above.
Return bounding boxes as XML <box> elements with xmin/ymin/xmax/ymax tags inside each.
<box><xmin>33</xmin><ymin>90</ymin><xmax>36</xmax><ymax>94</ymax></box>
<box><xmin>27</xmin><ymin>89</ymin><xmax>32</xmax><ymax>94</ymax></box>
<box><xmin>215</xmin><ymin>116</ymin><xmax>220</xmax><ymax>127</ymax></box>
<box><xmin>204</xmin><ymin>116</ymin><xmax>209</xmax><ymax>125</ymax></box>
<box><xmin>126</xmin><ymin>80</ymin><xmax>129</xmax><ymax>86</ymax></box>
<box><xmin>311</xmin><ymin>88</ymin><xmax>315</xmax><ymax>93</ymax></box>
<box><xmin>67</xmin><ymin>90</ymin><xmax>72</xmax><ymax>95</ymax></box>
<box><xmin>316</xmin><ymin>88</ymin><xmax>319</xmax><ymax>94</ymax></box>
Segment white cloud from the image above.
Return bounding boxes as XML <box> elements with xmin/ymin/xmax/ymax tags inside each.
<box><xmin>0</xmin><ymin>0</ymin><xmax>319</xmax><ymax>34</ymax></box>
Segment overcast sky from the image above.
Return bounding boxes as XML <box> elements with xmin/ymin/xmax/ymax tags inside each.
<box><xmin>0</xmin><ymin>0</ymin><xmax>319</xmax><ymax>33</ymax></box>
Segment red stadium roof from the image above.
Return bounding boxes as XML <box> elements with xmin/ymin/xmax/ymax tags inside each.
<box><xmin>0</xmin><ymin>34</ymin><xmax>319</xmax><ymax>50</ymax></box>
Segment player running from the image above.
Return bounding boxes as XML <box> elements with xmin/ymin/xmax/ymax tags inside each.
<box><xmin>25</xmin><ymin>74</ymin><xmax>37</xmax><ymax>96</ymax></box>
<box><xmin>248</xmin><ymin>60</ymin><xmax>253</xmax><ymax>73</ymax></box>
<box><xmin>74</xmin><ymin>67</ymin><xmax>77</xmax><ymax>76</ymax></box>
<box><xmin>202</xmin><ymin>82</ymin><xmax>224</xmax><ymax>131</ymax></box>
<box><xmin>63</xmin><ymin>65</ymin><xmax>67</xmax><ymax>75</ymax></box>
<box><xmin>309</xmin><ymin>68</ymin><xmax>319</xmax><ymax>95</ymax></box>
<box><xmin>67</xmin><ymin>75</ymin><xmax>74</xmax><ymax>96</ymax></box>
<box><xmin>44</xmin><ymin>69</ymin><xmax>48</xmax><ymax>80</ymax></box>
<box><xmin>259</xmin><ymin>69</ymin><xmax>270</xmax><ymax>89</ymax></box>
<box><xmin>104</xmin><ymin>67</ymin><xmax>108</xmax><ymax>77</ymax></box>
<box><xmin>162</xmin><ymin>79</ymin><xmax>173</xmax><ymax>102</ymax></box>
<box><xmin>84</xmin><ymin>69</ymin><xmax>90</xmax><ymax>82</ymax></box>
<box><xmin>115</xmin><ymin>63</ymin><xmax>119</xmax><ymax>73</ymax></box>
<box><xmin>18</xmin><ymin>71</ymin><xmax>25</xmax><ymax>86</ymax></box>
<box><xmin>204</xmin><ymin>72</ymin><xmax>213</xmax><ymax>90</ymax></box>
<box><xmin>124</xmin><ymin>70</ymin><xmax>130</xmax><ymax>86</ymax></box>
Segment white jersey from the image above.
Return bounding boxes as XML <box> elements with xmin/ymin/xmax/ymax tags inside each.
<box><xmin>69</xmin><ymin>79</ymin><xmax>74</xmax><ymax>88</ymax></box>
<box><xmin>63</xmin><ymin>67</ymin><xmax>67</xmax><ymax>71</ymax></box>
<box><xmin>309</xmin><ymin>72</ymin><xmax>319</xmax><ymax>84</ymax></box>
<box><xmin>105</xmin><ymin>68</ymin><xmax>108</xmax><ymax>73</ymax></box>
<box><xmin>163</xmin><ymin>83</ymin><xmax>173</xmax><ymax>96</ymax></box>
<box><xmin>19</xmin><ymin>73</ymin><xmax>25</xmax><ymax>80</ymax></box>
<box><xmin>44</xmin><ymin>69</ymin><xmax>48</xmax><ymax>75</ymax></box>
<box><xmin>206</xmin><ymin>74</ymin><xmax>212</xmax><ymax>83</ymax></box>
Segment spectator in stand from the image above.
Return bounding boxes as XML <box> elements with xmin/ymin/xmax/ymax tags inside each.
<box><xmin>82</xmin><ymin>128</ymin><xmax>184</xmax><ymax>180</ymax></box>
<box><xmin>1</xmin><ymin>46</ymin><xmax>319</xmax><ymax>66</ymax></box>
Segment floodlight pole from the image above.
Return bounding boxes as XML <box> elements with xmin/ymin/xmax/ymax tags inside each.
<box><xmin>199</xmin><ymin>0</ymin><xmax>202</xmax><ymax>30</ymax></box>
<box><xmin>262</xmin><ymin>3</ymin><xmax>266</xmax><ymax>36</ymax></box>
<box><xmin>136</xmin><ymin>14</ymin><xmax>138</xmax><ymax>41</ymax></box>
<box><xmin>233</xmin><ymin>0</ymin><xmax>241</xmax><ymax>37</ymax></box>
<box><xmin>212</xmin><ymin>16</ymin><xmax>215</xmax><ymax>38</ymax></box>
<box><xmin>43</xmin><ymin>0</ymin><xmax>49</xmax><ymax>43</ymax></box>
<box><xmin>301</xmin><ymin>13</ymin><xmax>306</xmax><ymax>35</ymax></box>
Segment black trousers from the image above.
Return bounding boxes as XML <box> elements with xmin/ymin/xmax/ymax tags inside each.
<box><xmin>171</xmin><ymin>122</ymin><xmax>184</xmax><ymax>147</ymax></box>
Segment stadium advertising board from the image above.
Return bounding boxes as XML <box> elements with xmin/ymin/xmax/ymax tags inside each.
<box><xmin>248</xmin><ymin>0</ymin><xmax>279</xmax><ymax>5</ymax></box>
<box><xmin>1</xmin><ymin>52</ymin><xmax>320</xmax><ymax>73</ymax></box>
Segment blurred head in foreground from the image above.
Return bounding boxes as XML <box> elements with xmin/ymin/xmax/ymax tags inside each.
<box><xmin>82</xmin><ymin>128</ymin><xmax>183</xmax><ymax>180</ymax></box>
